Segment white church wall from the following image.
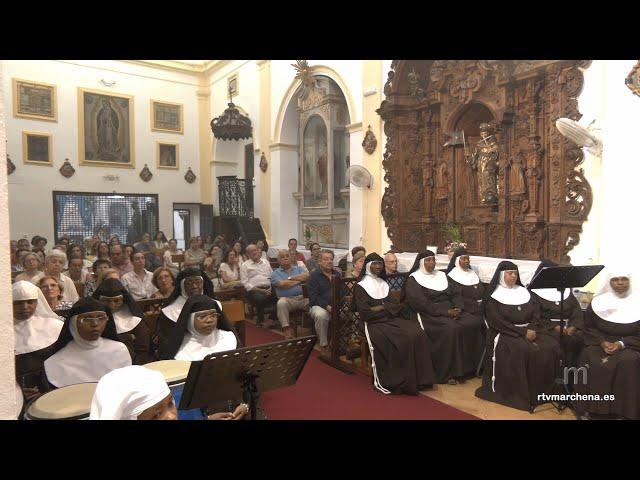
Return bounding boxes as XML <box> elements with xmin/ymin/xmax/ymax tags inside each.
<box><xmin>3</xmin><ymin>60</ymin><xmax>202</xmax><ymax>244</ymax></box>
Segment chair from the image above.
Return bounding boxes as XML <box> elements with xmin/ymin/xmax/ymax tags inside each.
<box><xmin>289</xmin><ymin>283</ymin><xmax>311</xmax><ymax>338</ymax></box>
<box><xmin>171</xmin><ymin>254</ymin><xmax>185</xmax><ymax>273</ymax></box>
<box><xmin>221</xmin><ymin>299</ymin><xmax>246</xmax><ymax>346</ymax></box>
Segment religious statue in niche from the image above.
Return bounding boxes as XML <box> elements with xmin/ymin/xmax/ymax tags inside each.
<box><xmin>465</xmin><ymin>123</ymin><xmax>499</xmax><ymax>205</ymax></box>
<box><xmin>302</xmin><ymin>116</ymin><xmax>329</xmax><ymax>207</ymax></box>
<box><xmin>509</xmin><ymin>151</ymin><xmax>527</xmax><ymax>196</ymax></box>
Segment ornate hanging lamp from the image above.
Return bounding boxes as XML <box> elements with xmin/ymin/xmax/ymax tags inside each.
<box><xmin>210</xmin><ymin>87</ymin><xmax>252</xmax><ymax>141</ymax></box>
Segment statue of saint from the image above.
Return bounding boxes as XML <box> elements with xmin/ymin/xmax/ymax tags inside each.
<box><xmin>466</xmin><ymin>123</ymin><xmax>499</xmax><ymax>205</ymax></box>
<box><xmin>509</xmin><ymin>151</ymin><xmax>527</xmax><ymax>195</ymax></box>
<box><xmin>435</xmin><ymin>160</ymin><xmax>449</xmax><ymax>200</ymax></box>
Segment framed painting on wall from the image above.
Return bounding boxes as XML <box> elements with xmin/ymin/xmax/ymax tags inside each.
<box><xmin>13</xmin><ymin>78</ymin><xmax>57</xmax><ymax>122</ymax></box>
<box><xmin>22</xmin><ymin>131</ymin><xmax>52</xmax><ymax>165</ymax></box>
<box><xmin>157</xmin><ymin>142</ymin><xmax>179</xmax><ymax>169</ymax></box>
<box><xmin>78</xmin><ymin>88</ymin><xmax>135</xmax><ymax>168</ymax></box>
<box><xmin>151</xmin><ymin>100</ymin><xmax>183</xmax><ymax>134</ymax></box>
<box><xmin>228</xmin><ymin>74</ymin><xmax>239</xmax><ymax>97</ymax></box>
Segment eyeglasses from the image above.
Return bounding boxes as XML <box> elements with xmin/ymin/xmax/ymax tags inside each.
<box><xmin>78</xmin><ymin>315</ymin><xmax>108</xmax><ymax>325</ymax></box>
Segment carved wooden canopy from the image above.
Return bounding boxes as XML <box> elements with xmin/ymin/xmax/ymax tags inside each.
<box><xmin>377</xmin><ymin>60</ymin><xmax>593</xmax><ymax>264</ymax></box>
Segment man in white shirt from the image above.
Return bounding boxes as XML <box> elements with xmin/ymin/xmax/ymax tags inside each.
<box><xmin>240</xmin><ymin>244</ymin><xmax>274</xmax><ymax>326</ymax></box>
<box><xmin>121</xmin><ymin>251</ymin><xmax>158</xmax><ymax>300</ymax></box>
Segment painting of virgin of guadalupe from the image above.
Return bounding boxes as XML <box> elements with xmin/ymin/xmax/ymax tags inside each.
<box><xmin>303</xmin><ymin>115</ymin><xmax>328</xmax><ymax>208</ymax></box>
<box><xmin>79</xmin><ymin>88</ymin><xmax>135</xmax><ymax>168</ymax></box>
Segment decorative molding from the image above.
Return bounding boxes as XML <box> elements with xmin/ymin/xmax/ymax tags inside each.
<box><xmin>139</xmin><ymin>164</ymin><xmax>153</xmax><ymax>182</ymax></box>
<box><xmin>184</xmin><ymin>167</ymin><xmax>196</xmax><ymax>184</ymax></box>
<box><xmin>362</xmin><ymin>125</ymin><xmax>377</xmax><ymax>155</ymax></box>
<box><xmin>211</xmin><ymin>160</ymin><xmax>238</xmax><ymax>166</ymax></box>
<box><xmin>125</xmin><ymin>60</ymin><xmax>227</xmax><ymax>76</ymax></box>
<box><xmin>268</xmin><ymin>142</ymin><xmax>298</xmax><ymax>152</ymax></box>
<box><xmin>59</xmin><ymin>158</ymin><xmax>75</xmax><ymax>178</ymax></box>
<box><xmin>259</xmin><ymin>152</ymin><xmax>268</xmax><ymax>173</ymax></box>
<box><xmin>346</xmin><ymin>122</ymin><xmax>363</xmax><ymax>133</ymax></box>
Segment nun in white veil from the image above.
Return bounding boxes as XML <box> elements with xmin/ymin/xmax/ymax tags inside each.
<box><xmin>13</xmin><ymin>281</ymin><xmax>64</xmax><ymax>402</ymax></box>
<box><xmin>354</xmin><ymin>253</ymin><xmax>434</xmax><ymax>395</ymax></box>
<box><xmin>574</xmin><ymin>267</ymin><xmax>640</xmax><ymax>419</ymax></box>
<box><xmin>475</xmin><ymin>261</ymin><xmax>560</xmax><ymax>412</ymax></box>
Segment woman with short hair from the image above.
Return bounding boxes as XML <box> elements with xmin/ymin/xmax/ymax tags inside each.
<box><xmin>84</xmin><ymin>259</ymin><xmax>113</xmax><ymax>298</ymax></box>
<box><xmin>15</xmin><ymin>252</ymin><xmax>43</xmax><ymax>284</ymax></box>
<box><xmin>163</xmin><ymin>238</ymin><xmax>183</xmax><ymax>276</ymax></box>
<box><xmin>184</xmin><ymin>237</ymin><xmax>206</xmax><ymax>268</ymax></box>
<box><xmin>216</xmin><ymin>248</ymin><xmax>242</xmax><ymax>291</ymax></box>
<box><xmin>38</xmin><ymin>275</ymin><xmax>74</xmax><ymax>314</ymax></box>
<box><xmin>152</xmin><ymin>267</ymin><xmax>176</xmax><ymax>299</ymax></box>
<box><xmin>34</xmin><ymin>250</ymin><xmax>79</xmax><ymax>303</ymax></box>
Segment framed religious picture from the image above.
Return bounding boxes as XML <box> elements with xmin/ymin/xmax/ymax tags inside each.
<box><xmin>228</xmin><ymin>74</ymin><xmax>239</xmax><ymax>97</ymax></box>
<box><xmin>78</xmin><ymin>88</ymin><xmax>135</xmax><ymax>168</ymax></box>
<box><xmin>157</xmin><ymin>142</ymin><xmax>179</xmax><ymax>169</ymax></box>
<box><xmin>13</xmin><ymin>78</ymin><xmax>57</xmax><ymax>122</ymax></box>
<box><xmin>151</xmin><ymin>100</ymin><xmax>183</xmax><ymax>134</ymax></box>
<box><xmin>22</xmin><ymin>131</ymin><xmax>52</xmax><ymax>165</ymax></box>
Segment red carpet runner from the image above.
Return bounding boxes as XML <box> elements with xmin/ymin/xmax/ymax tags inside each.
<box><xmin>245</xmin><ymin>323</ymin><xmax>478</xmax><ymax>420</ymax></box>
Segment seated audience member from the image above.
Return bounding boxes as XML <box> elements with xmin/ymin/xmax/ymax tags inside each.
<box><xmin>31</xmin><ymin>235</ymin><xmax>48</xmax><ymax>266</ymax></box>
<box><xmin>84</xmin><ymin>259</ymin><xmax>112</xmax><ymax>298</ymax></box>
<box><xmin>305</xmin><ymin>242</ymin><xmax>321</xmax><ymax>272</ymax></box>
<box><xmin>121</xmin><ymin>251</ymin><xmax>159</xmax><ymax>300</ymax></box>
<box><xmin>216</xmin><ymin>248</ymin><xmax>242</xmax><ymax>291</ymax></box>
<box><xmin>38</xmin><ymin>276</ymin><xmax>74</xmax><ymax>314</ymax></box>
<box><xmin>232</xmin><ymin>240</ymin><xmax>248</xmax><ymax>263</ymax></box>
<box><xmin>43</xmin><ymin>297</ymin><xmax>132</xmax><ymax>389</ymax></box>
<box><xmin>135</xmin><ymin>233</ymin><xmax>162</xmax><ymax>271</ymax></box>
<box><xmin>94</xmin><ymin>241</ymin><xmax>110</xmax><ymax>262</ymax></box>
<box><xmin>13</xmin><ymin>281</ymin><xmax>64</xmax><ymax>403</ymax></box>
<box><xmin>64</xmin><ymin>257</ymin><xmax>93</xmax><ymax>286</ymax></box>
<box><xmin>157</xmin><ymin>267</ymin><xmax>214</xmax><ymax>356</ymax></box>
<box><xmin>110</xmin><ymin>244</ymin><xmax>133</xmax><ymax>276</ymax></box>
<box><xmin>94</xmin><ymin>278</ymin><xmax>153</xmax><ymax>365</ymax></box>
<box><xmin>256</xmin><ymin>239</ymin><xmax>269</xmax><ymax>261</ymax></box>
<box><xmin>355</xmin><ymin>253</ymin><xmax>435</xmax><ymax>394</ymax></box>
<box><xmin>109</xmin><ymin>234</ymin><xmax>121</xmax><ymax>246</ymax></box>
<box><xmin>339</xmin><ymin>245</ymin><xmax>366</xmax><ymax>273</ymax></box>
<box><xmin>96</xmin><ymin>268</ymin><xmax>121</xmax><ymax>287</ymax></box>
<box><xmin>574</xmin><ymin>269</ymin><xmax>640</xmax><ymax>420</ymax></box>
<box><xmin>163</xmin><ymin>238</ymin><xmax>183</xmax><ymax>276</ymax></box>
<box><xmin>384</xmin><ymin>251</ymin><xmax>406</xmax><ymax>291</ymax></box>
<box><xmin>152</xmin><ymin>267</ymin><xmax>176</xmax><ymax>299</ymax></box>
<box><xmin>475</xmin><ymin>261</ymin><xmax>560</xmax><ymax>412</ymax></box>
<box><xmin>445</xmin><ymin>249</ymin><xmax>485</xmax><ymax>317</ymax></box>
<box><xmin>34</xmin><ymin>250</ymin><xmax>79</xmax><ymax>303</ymax></box>
<box><xmin>271</xmin><ymin>250</ymin><xmax>310</xmax><ymax>339</ymax></box>
<box><xmin>159</xmin><ymin>294</ymin><xmax>237</xmax><ymax>360</ymax></box>
<box><xmin>89</xmin><ymin>365</ymin><xmax>248</xmax><ymax>420</ymax></box>
<box><xmin>18</xmin><ymin>238</ymin><xmax>31</xmax><ymax>251</ymax></box>
<box><xmin>528</xmin><ymin>259</ymin><xmax>585</xmax><ymax>367</ymax></box>
<box><xmin>123</xmin><ymin>244</ymin><xmax>135</xmax><ymax>262</ymax></box>
<box><xmin>288</xmin><ymin>238</ymin><xmax>306</xmax><ymax>266</ymax></box>
<box><xmin>240</xmin><ymin>244</ymin><xmax>275</xmax><ymax>326</ymax></box>
<box><xmin>203</xmin><ymin>245</ymin><xmax>223</xmax><ymax>279</ymax></box>
<box><xmin>153</xmin><ymin>231</ymin><xmax>169</xmax><ymax>263</ymax></box>
<box><xmin>203</xmin><ymin>235</ymin><xmax>214</xmax><ymax>252</ymax></box>
<box><xmin>11</xmin><ymin>241</ymin><xmax>22</xmax><ymax>272</ymax></box>
<box><xmin>184</xmin><ymin>237</ymin><xmax>206</xmax><ymax>268</ymax></box>
<box><xmin>346</xmin><ymin>251</ymin><xmax>365</xmax><ymax>279</ymax></box>
<box><xmin>67</xmin><ymin>244</ymin><xmax>92</xmax><ymax>270</ymax></box>
<box><xmin>15</xmin><ymin>252</ymin><xmax>43</xmax><ymax>284</ymax></box>
<box><xmin>308</xmin><ymin>250</ymin><xmax>341</xmax><ymax>356</ymax></box>
<box><xmin>405</xmin><ymin>250</ymin><xmax>485</xmax><ymax>384</ymax></box>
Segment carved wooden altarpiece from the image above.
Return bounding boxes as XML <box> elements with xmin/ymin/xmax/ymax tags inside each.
<box><xmin>377</xmin><ymin>60</ymin><xmax>593</xmax><ymax>264</ymax></box>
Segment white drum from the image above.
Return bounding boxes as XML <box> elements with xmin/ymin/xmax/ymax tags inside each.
<box><xmin>25</xmin><ymin>383</ymin><xmax>97</xmax><ymax>420</ymax></box>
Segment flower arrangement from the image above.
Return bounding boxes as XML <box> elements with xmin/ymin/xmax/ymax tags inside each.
<box><xmin>441</xmin><ymin>223</ymin><xmax>466</xmax><ymax>257</ymax></box>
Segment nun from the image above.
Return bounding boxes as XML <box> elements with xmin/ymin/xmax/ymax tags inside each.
<box><xmin>475</xmin><ymin>261</ymin><xmax>561</xmax><ymax>411</ymax></box>
<box><xmin>89</xmin><ymin>365</ymin><xmax>248</xmax><ymax>420</ymax></box>
<box><xmin>93</xmin><ymin>278</ymin><xmax>153</xmax><ymax>365</ymax></box>
<box><xmin>573</xmin><ymin>268</ymin><xmax>640</xmax><ymax>419</ymax></box>
<box><xmin>446</xmin><ymin>249</ymin><xmax>485</xmax><ymax>317</ymax></box>
<box><xmin>354</xmin><ymin>253</ymin><xmax>435</xmax><ymax>395</ymax></box>
<box><xmin>13</xmin><ymin>281</ymin><xmax>64</xmax><ymax>402</ymax></box>
<box><xmin>405</xmin><ymin>250</ymin><xmax>485</xmax><ymax>384</ymax></box>
<box><xmin>157</xmin><ymin>267</ymin><xmax>214</xmax><ymax>357</ymax></box>
<box><xmin>159</xmin><ymin>294</ymin><xmax>238</xmax><ymax>361</ymax></box>
<box><xmin>43</xmin><ymin>297</ymin><xmax>132</xmax><ymax>389</ymax></box>
<box><xmin>528</xmin><ymin>259</ymin><xmax>585</xmax><ymax>367</ymax></box>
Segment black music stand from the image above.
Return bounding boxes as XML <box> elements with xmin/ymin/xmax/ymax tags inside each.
<box><xmin>528</xmin><ymin>265</ymin><xmax>604</xmax><ymax>412</ymax></box>
<box><xmin>178</xmin><ymin>335</ymin><xmax>317</xmax><ymax>420</ymax></box>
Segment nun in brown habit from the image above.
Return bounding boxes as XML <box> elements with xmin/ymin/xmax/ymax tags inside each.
<box><xmin>354</xmin><ymin>253</ymin><xmax>435</xmax><ymax>395</ymax></box>
<box><xmin>528</xmin><ymin>259</ymin><xmax>585</xmax><ymax>368</ymax></box>
<box><xmin>406</xmin><ymin>250</ymin><xmax>485</xmax><ymax>384</ymax></box>
<box><xmin>573</xmin><ymin>268</ymin><xmax>640</xmax><ymax>419</ymax></box>
<box><xmin>475</xmin><ymin>261</ymin><xmax>561</xmax><ymax>412</ymax></box>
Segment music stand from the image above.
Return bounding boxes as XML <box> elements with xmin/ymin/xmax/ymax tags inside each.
<box><xmin>178</xmin><ymin>335</ymin><xmax>317</xmax><ymax>420</ymax></box>
<box><xmin>528</xmin><ymin>265</ymin><xmax>604</xmax><ymax>412</ymax></box>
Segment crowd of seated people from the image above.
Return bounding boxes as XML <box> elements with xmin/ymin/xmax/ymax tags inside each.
<box><xmin>9</xmin><ymin>231</ymin><xmax>640</xmax><ymax>420</ymax></box>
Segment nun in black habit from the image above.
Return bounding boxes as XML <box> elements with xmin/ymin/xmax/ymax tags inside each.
<box><xmin>573</xmin><ymin>268</ymin><xmax>640</xmax><ymax>419</ymax></box>
<box><xmin>445</xmin><ymin>249</ymin><xmax>486</xmax><ymax>316</ymax></box>
<box><xmin>156</xmin><ymin>267</ymin><xmax>214</xmax><ymax>357</ymax></box>
<box><xmin>354</xmin><ymin>253</ymin><xmax>435</xmax><ymax>395</ymax></box>
<box><xmin>528</xmin><ymin>259</ymin><xmax>585</xmax><ymax>368</ymax></box>
<box><xmin>93</xmin><ymin>278</ymin><xmax>153</xmax><ymax>365</ymax></box>
<box><xmin>43</xmin><ymin>297</ymin><xmax>132</xmax><ymax>389</ymax></box>
<box><xmin>405</xmin><ymin>250</ymin><xmax>485</xmax><ymax>384</ymax></box>
<box><xmin>475</xmin><ymin>261</ymin><xmax>561</xmax><ymax>411</ymax></box>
